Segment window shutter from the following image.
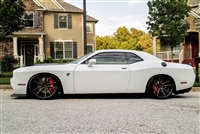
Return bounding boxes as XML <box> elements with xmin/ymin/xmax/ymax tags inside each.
<box><xmin>54</xmin><ymin>14</ymin><xmax>58</xmax><ymax>29</ymax></box>
<box><xmin>34</xmin><ymin>12</ymin><xmax>39</xmax><ymax>28</ymax></box>
<box><xmin>73</xmin><ymin>42</ymin><xmax>77</xmax><ymax>59</ymax></box>
<box><xmin>68</xmin><ymin>14</ymin><xmax>72</xmax><ymax>29</ymax></box>
<box><xmin>50</xmin><ymin>42</ymin><xmax>55</xmax><ymax>58</ymax></box>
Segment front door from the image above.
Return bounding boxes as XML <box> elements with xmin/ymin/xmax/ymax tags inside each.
<box><xmin>25</xmin><ymin>45</ymin><xmax>34</xmax><ymax>66</ymax></box>
<box><xmin>74</xmin><ymin>52</ymin><xmax>130</xmax><ymax>93</ymax></box>
<box><xmin>191</xmin><ymin>40</ymin><xmax>199</xmax><ymax>58</ymax></box>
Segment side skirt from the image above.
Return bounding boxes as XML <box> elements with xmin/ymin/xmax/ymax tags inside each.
<box><xmin>11</xmin><ymin>94</ymin><xmax>26</xmax><ymax>98</ymax></box>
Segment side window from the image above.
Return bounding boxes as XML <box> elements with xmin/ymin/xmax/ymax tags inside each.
<box><xmin>85</xmin><ymin>52</ymin><xmax>127</xmax><ymax>64</ymax></box>
<box><xmin>125</xmin><ymin>53</ymin><xmax>143</xmax><ymax>64</ymax></box>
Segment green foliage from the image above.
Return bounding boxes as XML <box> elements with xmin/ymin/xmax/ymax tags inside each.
<box><xmin>0</xmin><ymin>77</ymin><xmax>11</xmax><ymax>84</ymax></box>
<box><xmin>96</xmin><ymin>26</ymin><xmax>159</xmax><ymax>54</ymax></box>
<box><xmin>0</xmin><ymin>54</ymin><xmax>18</xmax><ymax>71</ymax></box>
<box><xmin>0</xmin><ymin>0</ymin><xmax>26</xmax><ymax>41</ymax></box>
<box><xmin>43</xmin><ymin>57</ymin><xmax>55</xmax><ymax>63</ymax></box>
<box><xmin>34</xmin><ymin>57</ymin><xmax>71</xmax><ymax>64</ymax></box>
<box><xmin>146</xmin><ymin>0</ymin><xmax>191</xmax><ymax>60</ymax></box>
<box><xmin>58</xmin><ymin>58</ymin><xmax>63</xmax><ymax>64</ymax></box>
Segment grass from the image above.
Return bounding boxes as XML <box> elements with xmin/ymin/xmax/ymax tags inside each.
<box><xmin>0</xmin><ymin>77</ymin><xmax>10</xmax><ymax>84</ymax></box>
<box><xmin>0</xmin><ymin>71</ymin><xmax>13</xmax><ymax>84</ymax></box>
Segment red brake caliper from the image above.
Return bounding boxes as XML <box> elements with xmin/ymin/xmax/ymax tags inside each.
<box><xmin>152</xmin><ymin>85</ymin><xmax>158</xmax><ymax>93</ymax></box>
<box><xmin>49</xmin><ymin>78</ymin><xmax>54</xmax><ymax>93</ymax></box>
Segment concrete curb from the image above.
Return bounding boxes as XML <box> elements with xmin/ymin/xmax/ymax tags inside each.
<box><xmin>0</xmin><ymin>85</ymin><xmax>200</xmax><ymax>92</ymax></box>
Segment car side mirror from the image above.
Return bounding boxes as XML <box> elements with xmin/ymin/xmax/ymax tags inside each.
<box><xmin>88</xmin><ymin>59</ymin><xmax>96</xmax><ymax>67</ymax></box>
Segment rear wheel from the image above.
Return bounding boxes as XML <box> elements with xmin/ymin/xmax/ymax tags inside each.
<box><xmin>29</xmin><ymin>73</ymin><xmax>59</xmax><ymax>99</ymax></box>
<box><xmin>148</xmin><ymin>75</ymin><xmax>175</xmax><ymax>99</ymax></box>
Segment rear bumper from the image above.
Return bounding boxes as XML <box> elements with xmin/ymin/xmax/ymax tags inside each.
<box><xmin>174</xmin><ymin>87</ymin><xmax>192</xmax><ymax>94</ymax></box>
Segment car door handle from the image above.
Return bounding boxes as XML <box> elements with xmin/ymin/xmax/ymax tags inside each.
<box><xmin>121</xmin><ymin>67</ymin><xmax>127</xmax><ymax>69</ymax></box>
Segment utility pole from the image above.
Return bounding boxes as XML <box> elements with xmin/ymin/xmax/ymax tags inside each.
<box><xmin>83</xmin><ymin>0</ymin><xmax>87</xmax><ymax>55</ymax></box>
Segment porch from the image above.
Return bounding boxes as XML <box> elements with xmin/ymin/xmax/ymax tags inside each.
<box><xmin>12</xmin><ymin>31</ymin><xmax>46</xmax><ymax>67</ymax></box>
<box><xmin>156</xmin><ymin>49</ymin><xmax>196</xmax><ymax>67</ymax></box>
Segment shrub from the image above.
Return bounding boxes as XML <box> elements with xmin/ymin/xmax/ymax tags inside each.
<box><xmin>43</xmin><ymin>57</ymin><xmax>55</xmax><ymax>63</ymax></box>
<box><xmin>1</xmin><ymin>54</ymin><xmax>18</xmax><ymax>71</ymax></box>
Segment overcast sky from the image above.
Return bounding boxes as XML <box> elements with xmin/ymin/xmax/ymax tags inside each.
<box><xmin>65</xmin><ymin>0</ymin><xmax>149</xmax><ymax>36</ymax></box>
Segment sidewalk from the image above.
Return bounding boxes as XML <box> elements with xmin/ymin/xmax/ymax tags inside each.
<box><xmin>0</xmin><ymin>84</ymin><xmax>200</xmax><ymax>92</ymax></box>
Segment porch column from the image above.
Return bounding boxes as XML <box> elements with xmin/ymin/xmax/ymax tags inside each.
<box><xmin>199</xmin><ymin>32</ymin><xmax>200</xmax><ymax>56</ymax></box>
<box><xmin>38</xmin><ymin>36</ymin><xmax>44</xmax><ymax>62</ymax></box>
<box><xmin>13</xmin><ymin>37</ymin><xmax>18</xmax><ymax>58</ymax></box>
<box><xmin>153</xmin><ymin>36</ymin><xmax>157</xmax><ymax>56</ymax></box>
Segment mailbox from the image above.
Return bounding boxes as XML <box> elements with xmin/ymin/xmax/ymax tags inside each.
<box><xmin>194</xmin><ymin>57</ymin><xmax>200</xmax><ymax>63</ymax></box>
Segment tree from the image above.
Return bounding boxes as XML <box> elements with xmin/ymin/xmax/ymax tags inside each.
<box><xmin>96</xmin><ymin>26</ymin><xmax>158</xmax><ymax>54</ymax></box>
<box><xmin>0</xmin><ymin>0</ymin><xmax>26</xmax><ymax>41</ymax></box>
<box><xmin>146</xmin><ymin>0</ymin><xmax>191</xmax><ymax>61</ymax></box>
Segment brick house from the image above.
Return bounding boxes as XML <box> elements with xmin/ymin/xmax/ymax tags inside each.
<box><xmin>0</xmin><ymin>0</ymin><xmax>98</xmax><ymax>67</ymax></box>
<box><xmin>155</xmin><ymin>0</ymin><xmax>200</xmax><ymax>66</ymax></box>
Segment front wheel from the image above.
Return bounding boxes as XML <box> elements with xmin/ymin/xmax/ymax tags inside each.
<box><xmin>147</xmin><ymin>75</ymin><xmax>175</xmax><ymax>99</ymax></box>
<box><xmin>29</xmin><ymin>73</ymin><xmax>59</xmax><ymax>99</ymax></box>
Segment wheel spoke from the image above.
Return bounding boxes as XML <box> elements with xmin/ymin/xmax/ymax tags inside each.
<box><xmin>33</xmin><ymin>86</ymin><xmax>42</xmax><ymax>91</ymax></box>
<box><xmin>162</xmin><ymin>80</ymin><xmax>170</xmax><ymax>85</ymax></box>
<box><xmin>36</xmin><ymin>87</ymin><xmax>44</xmax><ymax>94</ymax></box>
<box><xmin>34</xmin><ymin>80</ymin><xmax>41</xmax><ymax>85</ymax></box>
<box><xmin>160</xmin><ymin>88</ymin><xmax>166</xmax><ymax>96</ymax></box>
<box><xmin>44</xmin><ymin>88</ymin><xmax>47</xmax><ymax>97</ymax></box>
<box><xmin>47</xmin><ymin>89</ymin><xmax>52</xmax><ymax>95</ymax></box>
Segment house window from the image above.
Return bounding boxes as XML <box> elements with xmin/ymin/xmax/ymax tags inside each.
<box><xmin>87</xmin><ymin>45</ymin><xmax>93</xmax><ymax>54</ymax></box>
<box><xmin>59</xmin><ymin>14</ymin><xmax>68</xmax><ymax>29</ymax></box>
<box><xmin>86</xmin><ymin>23</ymin><xmax>93</xmax><ymax>33</ymax></box>
<box><xmin>166</xmin><ymin>45</ymin><xmax>180</xmax><ymax>51</ymax></box>
<box><xmin>55</xmin><ymin>41</ymin><xmax>73</xmax><ymax>59</ymax></box>
<box><xmin>25</xmin><ymin>12</ymin><xmax>34</xmax><ymax>27</ymax></box>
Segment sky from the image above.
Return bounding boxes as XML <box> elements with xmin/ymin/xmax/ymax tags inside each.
<box><xmin>65</xmin><ymin>0</ymin><xmax>149</xmax><ymax>36</ymax></box>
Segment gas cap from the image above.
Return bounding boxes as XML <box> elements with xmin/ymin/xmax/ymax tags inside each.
<box><xmin>161</xmin><ymin>62</ymin><xmax>167</xmax><ymax>67</ymax></box>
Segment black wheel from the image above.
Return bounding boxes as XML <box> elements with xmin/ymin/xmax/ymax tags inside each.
<box><xmin>29</xmin><ymin>73</ymin><xmax>59</xmax><ymax>99</ymax></box>
<box><xmin>148</xmin><ymin>75</ymin><xmax>175</xmax><ymax>99</ymax></box>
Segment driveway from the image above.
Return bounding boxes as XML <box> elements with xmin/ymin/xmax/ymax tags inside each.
<box><xmin>1</xmin><ymin>89</ymin><xmax>200</xmax><ymax>134</ymax></box>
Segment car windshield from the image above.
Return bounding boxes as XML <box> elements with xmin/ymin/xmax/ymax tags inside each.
<box><xmin>71</xmin><ymin>52</ymin><xmax>94</xmax><ymax>64</ymax></box>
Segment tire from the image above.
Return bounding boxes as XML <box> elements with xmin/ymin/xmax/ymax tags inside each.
<box><xmin>147</xmin><ymin>75</ymin><xmax>175</xmax><ymax>99</ymax></box>
<box><xmin>29</xmin><ymin>73</ymin><xmax>59</xmax><ymax>99</ymax></box>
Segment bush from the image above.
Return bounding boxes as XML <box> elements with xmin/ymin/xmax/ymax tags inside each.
<box><xmin>34</xmin><ymin>57</ymin><xmax>72</xmax><ymax>64</ymax></box>
<box><xmin>0</xmin><ymin>54</ymin><xmax>18</xmax><ymax>71</ymax></box>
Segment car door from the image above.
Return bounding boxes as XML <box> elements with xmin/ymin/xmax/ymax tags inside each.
<box><xmin>74</xmin><ymin>52</ymin><xmax>130</xmax><ymax>93</ymax></box>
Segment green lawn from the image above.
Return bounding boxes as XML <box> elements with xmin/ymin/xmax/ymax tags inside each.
<box><xmin>0</xmin><ymin>71</ymin><xmax>13</xmax><ymax>84</ymax></box>
<box><xmin>0</xmin><ymin>77</ymin><xmax>11</xmax><ymax>84</ymax></box>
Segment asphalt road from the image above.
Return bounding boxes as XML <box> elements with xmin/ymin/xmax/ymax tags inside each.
<box><xmin>0</xmin><ymin>89</ymin><xmax>199</xmax><ymax>134</ymax></box>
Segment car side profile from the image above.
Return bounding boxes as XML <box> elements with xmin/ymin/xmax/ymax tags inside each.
<box><xmin>11</xmin><ymin>50</ymin><xmax>195</xmax><ymax>99</ymax></box>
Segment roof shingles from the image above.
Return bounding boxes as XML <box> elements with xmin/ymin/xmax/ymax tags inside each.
<box><xmin>56</xmin><ymin>0</ymin><xmax>98</xmax><ymax>22</ymax></box>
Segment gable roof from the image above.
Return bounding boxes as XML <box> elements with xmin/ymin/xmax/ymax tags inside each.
<box><xmin>56</xmin><ymin>0</ymin><xmax>98</xmax><ymax>22</ymax></box>
<box><xmin>86</xmin><ymin>15</ymin><xmax>99</xmax><ymax>23</ymax></box>
<box><xmin>34</xmin><ymin>0</ymin><xmax>98</xmax><ymax>22</ymax></box>
<box><xmin>56</xmin><ymin>0</ymin><xmax>83</xmax><ymax>13</ymax></box>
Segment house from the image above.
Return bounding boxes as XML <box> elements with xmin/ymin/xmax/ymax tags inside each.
<box><xmin>155</xmin><ymin>0</ymin><xmax>200</xmax><ymax>67</ymax></box>
<box><xmin>0</xmin><ymin>0</ymin><xmax>98</xmax><ymax>67</ymax></box>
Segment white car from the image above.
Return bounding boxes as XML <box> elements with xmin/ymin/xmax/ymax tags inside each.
<box><xmin>11</xmin><ymin>50</ymin><xmax>195</xmax><ymax>99</ymax></box>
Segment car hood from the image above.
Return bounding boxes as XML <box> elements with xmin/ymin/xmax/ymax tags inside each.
<box><xmin>13</xmin><ymin>63</ymin><xmax>77</xmax><ymax>73</ymax></box>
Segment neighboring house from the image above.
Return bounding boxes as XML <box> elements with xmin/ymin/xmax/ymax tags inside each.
<box><xmin>0</xmin><ymin>0</ymin><xmax>98</xmax><ymax>67</ymax></box>
<box><xmin>155</xmin><ymin>0</ymin><xmax>200</xmax><ymax>66</ymax></box>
